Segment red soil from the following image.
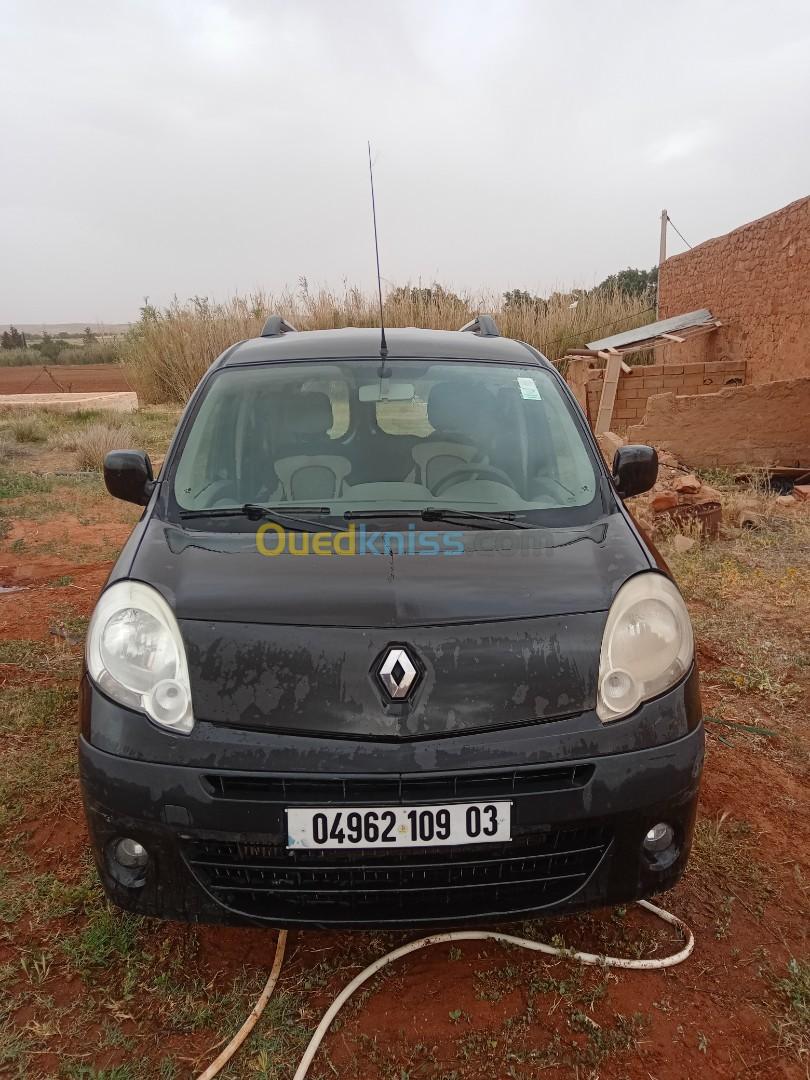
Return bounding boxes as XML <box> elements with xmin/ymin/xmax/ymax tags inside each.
<box><xmin>0</xmin><ymin>363</ymin><xmax>133</xmax><ymax>395</ymax></box>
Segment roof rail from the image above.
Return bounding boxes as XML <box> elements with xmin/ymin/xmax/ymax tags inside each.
<box><xmin>459</xmin><ymin>314</ymin><xmax>500</xmax><ymax>338</ymax></box>
<box><xmin>260</xmin><ymin>315</ymin><xmax>297</xmax><ymax>338</ymax></box>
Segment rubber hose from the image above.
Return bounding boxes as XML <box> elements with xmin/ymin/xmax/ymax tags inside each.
<box><xmin>195</xmin><ymin>899</ymin><xmax>692</xmax><ymax>1080</ymax></box>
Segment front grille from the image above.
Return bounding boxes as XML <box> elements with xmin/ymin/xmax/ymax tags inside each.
<box><xmin>182</xmin><ymin>825</ymin><xmax>611</xmax><ymax>922</ymax></box>
<box><xmin>201</xmin><ymin>764</ymin><xmax>594</xmax><ymax>804</ymax></box>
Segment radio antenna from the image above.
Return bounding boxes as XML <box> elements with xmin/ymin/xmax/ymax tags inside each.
<box><xmin>367</xmin><ymin>141</ymin><xmax>388</xmax><ymax>361</ymax></box>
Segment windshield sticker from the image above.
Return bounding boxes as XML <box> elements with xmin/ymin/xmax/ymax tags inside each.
<box><xmin>517</xmin><ymin>377</ymin><xmax>542</xmax><ymax>400</ymax></box>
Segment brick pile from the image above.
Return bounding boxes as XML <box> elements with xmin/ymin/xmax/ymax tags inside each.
<box><xmin>595</xmin><ymin>431</ymin><xmax>722</xmax><ymax>539</ymax></box>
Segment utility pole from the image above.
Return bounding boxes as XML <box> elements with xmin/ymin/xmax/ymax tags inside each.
<box><xmin>657</xmin><ymin>209</ymin><xmax>668</xmax><ymax>316</ymax></box>
<box><xmin>659</xmin><ymin>209</ymin><xmax>668</xmax><ymax>266</ymax></box>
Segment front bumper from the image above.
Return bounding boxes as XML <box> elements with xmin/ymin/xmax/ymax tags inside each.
<box><xmin>80</xmin><ymin>677</ymin><xmax>703</xmax><ymax>930</ymax></box>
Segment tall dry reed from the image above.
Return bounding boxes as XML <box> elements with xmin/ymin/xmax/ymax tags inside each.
<box><xmin>122</xmin><ymin>284</ymin><xmax>654</xmax><ymax>404</ymax></box>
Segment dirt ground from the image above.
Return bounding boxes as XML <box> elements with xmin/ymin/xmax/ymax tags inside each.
<box><xmin>0</xmin><ymin>363</ymin><xmax>133</xmax><ymax>395</ymax></box>
<box><xmin>0</xmin><ymin>410</ymin><xmax>808</xmax><ymax>1080</ymax></box>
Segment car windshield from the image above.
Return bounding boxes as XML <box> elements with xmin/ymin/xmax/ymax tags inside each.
<box><xmin>171</xmin><ymin>359</ymin><xmax>598</xmax><ymax>522</ymax></box>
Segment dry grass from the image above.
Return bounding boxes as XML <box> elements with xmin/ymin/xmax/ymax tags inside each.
<box><xmin>0</xmin><ymin>407</ymin><xmax>178</xmax><ymax>482</ymax></box>
<box><xmin>0</xmin><ymin>411</ymin><xmax>50</xmax><ymax>444</ymax></box>
<box><xmin>51</xmin><ymin>416</ymin><xmax>137</xmax><ymax>471</ymax></box>
<box><xmin>661</xmin><ymin>482</ymin><xmax>810</xmax><ymax>762</ymax></box>
<box><xmin>122</xmin><ymin>284</ymin><xmax>654</xmax><ymax>404</ymax></box>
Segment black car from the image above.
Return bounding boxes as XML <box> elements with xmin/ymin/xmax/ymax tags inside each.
<box><xmin>80</xmin><ymin>316</ymin><xmax>703</xmax><ymax>929</ymax></box>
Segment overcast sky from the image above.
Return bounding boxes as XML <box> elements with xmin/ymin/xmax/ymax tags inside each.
<box><xmin>2</xmin><ymin>0</ymin><xmax>809</xmax><ymax>324</ymax></box>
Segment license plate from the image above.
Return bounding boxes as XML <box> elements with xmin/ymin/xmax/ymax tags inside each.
<box><xmin>286</xmin><ymin>802</ymin><xmax>512</xmax><ymax>850</ymax></box>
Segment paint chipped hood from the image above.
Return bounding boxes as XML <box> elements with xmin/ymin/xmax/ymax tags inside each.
<box><xmin>126</xmin><ymin>513</ymin><xmax>651</xmax><ymax>738</ymax></box>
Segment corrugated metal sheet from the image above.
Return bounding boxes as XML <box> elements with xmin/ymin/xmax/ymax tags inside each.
<box><xmin>587</xmin><ymin>308</ymin><xmax>713</xmax><ymax>351</ymax></box>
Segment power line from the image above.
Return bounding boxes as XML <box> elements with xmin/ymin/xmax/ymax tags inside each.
<box><xmin>667</xmin><ymin>215</ymin><xmax>693</xmax><ymax>250</ymax></box>
<box><xmin>546</xmin><ymin>303</ymin><xmax>656</xmax><ymax>355</ymax></box>
<box><xmin>578</xmin><ymin>304</ymin><xmax>656</xmax><ymax>342</ymax></box>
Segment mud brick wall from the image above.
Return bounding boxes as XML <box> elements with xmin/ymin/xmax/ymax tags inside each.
<box><xmin>657</xmin><ymin>195</ymin><xmax>810</xmax><ymax>384</ymax></box>
<box><xmin>583</xmin><ymin>359</ymin><xmax>747</xmax><ymax>433</ymax></box>
<box><xmin>626</xmin><ymin>377</ymin><xmax>810</xmax><ymax>468</ymax></box>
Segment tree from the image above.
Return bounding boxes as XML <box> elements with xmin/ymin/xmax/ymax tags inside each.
<box><xmin>503</xmin><ymin>289</ymin><xmax>547</xmax><ymax>312</ymax></box>
<box><xmin>1</xmin><ymin>326</ymin><xmax>25</xmax><ymax>349</ymax></box>
<box><xmin>82</xmin><ymin>326</ymin><xmax>98</xmax><ymax>346</ymax></box>
<box><xmin>595</xmin><ymin>266</ymin><xmax>658</xmax><ymax>299</ymax></box>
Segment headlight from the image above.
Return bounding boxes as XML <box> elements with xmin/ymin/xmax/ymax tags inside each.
<box><xmin>86</xmin><ymin>581</ymin><xmax>194</xmax><ymax>734</ymax></box>
<box><xmin>597</xmin><ymin>573</ymin><xmax>693</xmax><ymax>722</ymax></box>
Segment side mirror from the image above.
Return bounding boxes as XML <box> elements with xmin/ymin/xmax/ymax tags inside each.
<box><xmin>104</xmin><ymin>450</ymin><xmax>156</xmax><ymax>505</ymax></box>
<box><xmin>612</xmin><ymin>444</ymin><xmax>658</xmax><ymax>498</ymax></box>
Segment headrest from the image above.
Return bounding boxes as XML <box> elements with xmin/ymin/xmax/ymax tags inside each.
<box><xmin>427</xmin><ymin>381</ymin><xmax>492</xmax><ymax>434</ymax></box>
<box><xmin>285</xmin><ymin>392</ymin><xmax>334</xmax><ymax>436</ymax></box>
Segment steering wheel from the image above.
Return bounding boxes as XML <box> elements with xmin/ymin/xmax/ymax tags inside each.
<box><xmin>432</xmin><ymin>464</ymin><xmax>516</xmax><ymax>496</ymax></box>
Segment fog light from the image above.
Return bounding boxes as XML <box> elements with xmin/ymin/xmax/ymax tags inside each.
<box><xmin>149</xmin><ymin>678</ymin><xmax>190</xmax><ymax>727</ymax></box>
<box><xmin>599</xmin><ymin>668</ymin><xmax>637</xmax><ymax>715</ymax></box>
<box><xmin>643</xmin><ymin>822</ymin><xmax>674</xmax><ymax>853</ymax></box>
<box><xmin>114</xmin><ymin>837</ymin><xmax>149</xmax><ymax>869</ymax></box>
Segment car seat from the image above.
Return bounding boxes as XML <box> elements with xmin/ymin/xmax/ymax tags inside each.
<box><xmin>273</xmin><ymin>392</ymin><xmax>351</xmax><ymax>501</ymax></box>
<box><xmin>410</xmin><ymin>382</ymin><xmax>493</xmax><ymax>491</ymax></box>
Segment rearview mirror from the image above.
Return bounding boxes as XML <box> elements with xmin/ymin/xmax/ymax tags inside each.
<box><xmin>612</xmin><ymin>444</ymin><xmax>658</xmax><ymax>499</ymax></box>
<box><xmin>104</xmin><ymin>450</ymin><xmax>156</xmax><ymax>505</ymax></box>
<box><xmin>358</xmin><ymin>381</ymin><xmax>415</xmax><ymax>402</ymax></box>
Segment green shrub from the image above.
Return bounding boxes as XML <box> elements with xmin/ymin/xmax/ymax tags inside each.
<box><xmin>0</xmin><ymin>471</ymin><xmax>51</xmax><ymax>499</ymax></box>
<box><xmin>0</xmin><ymin>341</ymin><xmax>122</xmax><ymax>366</ymax></box>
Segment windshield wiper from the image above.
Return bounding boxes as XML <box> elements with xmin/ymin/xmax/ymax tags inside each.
<box><xmin>179</xmin><ymin>505</ymin><xmax>342</xmax><ymax>533</ymax></box>
<box><xmin>343</xmin><ymin>507</ymin><xmax>533</xmax><ymax>530</ymax></box>
<box><xmin>421</xmin><ymin>506</ymin><xmax>534</xmax><ymax>530</ymax></box>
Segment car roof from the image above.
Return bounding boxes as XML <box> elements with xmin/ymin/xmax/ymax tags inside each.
<box><xmin>219</xmin><ymin>327</ymin><xmax>549</xmax><ymax>368</ymax></box>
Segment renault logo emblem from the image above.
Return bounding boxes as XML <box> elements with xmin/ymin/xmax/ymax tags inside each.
<box><xmin>378</xmin><ymin>647</ymin><xmax>419</xmax><ymax>699</ymax></box>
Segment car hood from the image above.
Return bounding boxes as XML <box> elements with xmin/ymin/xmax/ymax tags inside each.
<box><xmin>131</xmin><ymin>514</ymin><xmax>649</xmax><ymax>627</ymax></box>
<box><xmin>128</xmin><ymin>514</ymin><xmax>651</xmax><ymax>738</ymax></box>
